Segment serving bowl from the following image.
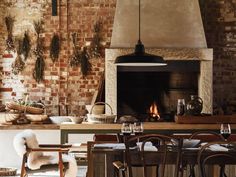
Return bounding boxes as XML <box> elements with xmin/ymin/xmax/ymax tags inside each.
<box><xmin>49</xmin><ymin>116</ymin><xmax>72</xmax><ymax>124</ymax></box>
<box><xmin>69</xmin><ymin>116</ymin><xmax>84</xmax><ymax>124</ymax></box>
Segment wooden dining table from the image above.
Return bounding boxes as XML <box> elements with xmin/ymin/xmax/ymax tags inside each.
<box><xmin>60</xmin><ymin>122</ymin><xmax>236</xmax><ymax>144</ymax></box>
<box><xmin>90</xmin><ymin>142</ymin><xmax>236</xmax><ymax>177</ymax></box>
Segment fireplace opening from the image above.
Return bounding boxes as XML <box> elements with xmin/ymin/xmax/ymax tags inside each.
<box><xmin>117</xmin><ymin>61</ymin><xmax>200</xmax><ymax>122</ymax></box>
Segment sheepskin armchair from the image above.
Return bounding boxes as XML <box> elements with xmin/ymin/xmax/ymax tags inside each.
<box><xmin>13</xmin><ymin>129</ymin><xmax>77</xmax><ymax>177</ymax></box>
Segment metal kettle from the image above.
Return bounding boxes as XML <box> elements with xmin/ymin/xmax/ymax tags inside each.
<box><xmin>186</xmin><ymin>95</ymin><xmax>203</xmax><ymax>115</ymax></box>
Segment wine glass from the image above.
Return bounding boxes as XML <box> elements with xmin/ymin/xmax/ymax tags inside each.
<box><xmin>121</xmin><ymin>123</ymin><xmax>132</xmax><ymax>136</ymax></box>
<box><xmin>133</xmin><ymin>122</ymin><xmax>144</xmax><ymax>135</ymax></box>
<box><xmin>220</xmin><ymin>124</ymin><xmax>231</xmax><ymax>141</ymax></box>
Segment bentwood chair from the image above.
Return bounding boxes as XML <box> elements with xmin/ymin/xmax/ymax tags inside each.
<box><xmin>113</xmin><ymin>134</ymin><xmax>183</xmax><ymax>177</ymax></box>
<box><xmin>197</xmin><ymin>141</ymin><xmax>236</xmax><ymax>177</ymax></box>
<box><xmin>187</xmin><ymin>131</ymin><xmax>225</xmax><ymax>177</ymax></box>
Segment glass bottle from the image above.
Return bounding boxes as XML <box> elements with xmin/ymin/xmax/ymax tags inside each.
<box><xmin>177</xmin><ymin>99</ymin><xmax>185</xmax><ymax>116</ymax></box>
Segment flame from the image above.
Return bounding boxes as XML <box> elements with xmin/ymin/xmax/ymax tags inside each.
<box><xmin>149</xmin><ymin>101</ymin><xmax>160</xmax><ymax>119</ymax></box>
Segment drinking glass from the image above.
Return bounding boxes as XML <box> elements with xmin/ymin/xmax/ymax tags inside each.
<box><xmin>133</xmin><ymin>122</ymin><xmax>144</xmax><ymax>135</ymax></box>
<box><xmin>220</xmin><ymin>124</ymin><xmax>231</xmax><ymax>141</ymax></box>
<box><xmin>121</xmin><ymin>123</ymin><xmax>132</xmax><ymax>136</ymax></box>
<box><xmin>177</xmin><ymin>99</ymin><xmax>185</xmax><ymax>115</ymax></box>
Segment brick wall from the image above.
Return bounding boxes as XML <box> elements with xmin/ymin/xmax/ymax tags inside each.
<box><xmin>1</xmin><ymin>0</ymin><xmax>236</xmax><ymax>115</ymax></box>
<box><xmin>200</xmin><ymin>0</ymin><xmax>236</xmax><ymax>111</ymax></box>
<box><xmin>0</xmin><ymin>0</ymin><xmax>116</xmax><ymax>115</ymax></box>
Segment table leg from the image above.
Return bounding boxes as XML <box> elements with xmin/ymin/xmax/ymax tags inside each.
<box><xmin>60</xmin><ymin>130</ymin><xmax>68</xmax><ymax>144</ymax></box>
<box><xmin>189</xmin><ymin>165</ymin><xmax>195</xmax><ymax>177</ymax></box>
<box><xmin>105</xmin><ymin>153</ymin><xmax>116</xmax><ymax>177</ymax></box>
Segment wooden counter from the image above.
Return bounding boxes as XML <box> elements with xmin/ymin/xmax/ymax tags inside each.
<box><xmin>0</xmin><ymin>124</ymin><xmax>59</xmax><ymax>130</ymax></box>
<box><xmin>60</xmin><ymin>122</ymin><xmax>236</xmax><ymax>143</ymax></box>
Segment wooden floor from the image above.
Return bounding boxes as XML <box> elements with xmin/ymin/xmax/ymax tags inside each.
<box><xmin>11</xmin><ymin>166</ymin><xmax>87</xmax><ymax>177</ymax></box>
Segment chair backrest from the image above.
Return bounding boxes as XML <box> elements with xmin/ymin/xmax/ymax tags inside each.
<box><xmin>197</xmin><ymin>141</ymin><xmax>236</xmax><ymax>177</ymax></box>
<box><xmin>124</xmin><ymin>134</ymin><xmax>183</xmax><ymax>177</ymax></box>
<box><xmin>189</xmin><ymin>131</ymin><xmax>225</xmax><ymax>142</ymax></box>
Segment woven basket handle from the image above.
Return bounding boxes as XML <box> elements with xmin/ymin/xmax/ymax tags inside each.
<box><xmin>90</xmin><ymin>102</ymin><xmax>113</xmax><ymax>115</ymax></box>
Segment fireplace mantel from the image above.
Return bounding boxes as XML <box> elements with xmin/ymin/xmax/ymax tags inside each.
<box><xmin>105</xmin><ymin>48</ymin><xmax>213</xmax><ymax>115</ymax></box>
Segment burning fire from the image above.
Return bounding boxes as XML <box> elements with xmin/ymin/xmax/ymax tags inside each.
<box><xmin>149</xmin><ymin>101</ymin><xmax>160</xmax><ymax>120</ymax></box>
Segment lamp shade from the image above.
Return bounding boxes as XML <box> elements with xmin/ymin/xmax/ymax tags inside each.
<box><xmin>114</xmin><ymin>40</ymin><xmax>167</xmax><ymax>66</ymax></box>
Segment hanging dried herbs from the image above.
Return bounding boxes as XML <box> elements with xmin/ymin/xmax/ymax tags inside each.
<box><xmin>33</xmin><ymin>55</ymin><xmax>45</xmax><ymax>83</ymax></box>
<box><xmin>50</xmin><ymin>33</ymin><xmax>60</xmax><ymax>62</ymax></box>
<box><xmin>22</xmin><ymin>31</ymin><xmax>31</xmax><ymax>61</ymax></box>
<box><xmin>12</xmin><ymin>39</ymin><xmax>25</xmax><ymax>75</ymax></box>
<box><xmin>69</xmin><ymin>33</ymin><xmax>91</xmax><ymax>76</ymax></box>
<box><xmin>5</xmin><ymin>15</ymin><xmax>15</xmax><ymax>52</ymax></box>
<box><xmin>89</xmin><ymin>21</ymin><xmax>103</xmax><ymax>58</ymax></box>
<box><xmin>69</xmin><ymin>33</ymin><xmax>81</xmax><ymax>67</ymax></box>
<box><xmin>33</xmin><ymin>20</ymin><xmax>45</xmax><ymax>83</ymax></box>
<box><xmin>81</xmin><ymin>47</ymin><xmax>91</xmax><ymax>76</ymax></box>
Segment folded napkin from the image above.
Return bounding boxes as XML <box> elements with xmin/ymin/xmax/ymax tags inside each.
<box><xmin>94</xmin><ymin>143</ymin><xmax>124</xmax><ymax>149</ymax></box>
<box><xmin>137</xmin><ymin>142</ymin><xmax>157</xmax><ymax>151</ymax></box>
<box><xmin>94</xmin><ymin>142</ymin><xmax>158</xmax><ymax>151</ymax></box>
<box><xmin>201</xmin><ymin>143</ymin><xmax>228</xmax><ymax>152</ymax></box>
<box><xmin>209</xmin><ymin>144</ymin><xmax>228</xmax><ymax>151</ymax></box>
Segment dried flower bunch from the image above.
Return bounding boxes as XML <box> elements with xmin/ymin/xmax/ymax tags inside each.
<box><xmin>33</xmin><ymin>20</ymin><xmax>45</xmax><ymax>83</ymax></box>
<box><xmin>69</xmin><ymin>33</ymin><xmax>81</xmax><ymax>67</ymax></box>
<box><xmin>89</xmin><ymin>20</ymin><xmax>103</xmax><ymax>58</ymax></box>
<box><xmin>12</xmin><ymin>39</ymin><xmax>25</xmax><ymax>75</ymax></box>
<box><xmin>5</xmin><ymin>15</ymin><xmax>15</xmax><ymax>52</ymax></box>
<box><xmin>22</xmin><ymin>31</ymin><xmax>31</xmax><ymax>61</ymax></box>
<box><xmin>50</xmin><ymin>33</ymin><xmax>60</xmax><ymax>62</ymax></box>
<box><xmin>81</xmin><ymin>47</ymin><xmax>91</xmax><ymax>76</ymax></box>
<box><xmin>69</xmin><ymin>33</ymin><xmax>91</xmax><ymax>76</ymax></box>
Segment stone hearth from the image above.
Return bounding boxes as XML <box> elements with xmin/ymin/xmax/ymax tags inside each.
<box><xmin>105</xmin><ymin>48</ymin><xmax>213</xmax><ymax>115</ymax></box>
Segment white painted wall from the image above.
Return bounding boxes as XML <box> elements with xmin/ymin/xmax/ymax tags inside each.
<box><xmin>0</xmin><ymin>130</ymin><xmax>93</xmax><ymax>168</ymax></box>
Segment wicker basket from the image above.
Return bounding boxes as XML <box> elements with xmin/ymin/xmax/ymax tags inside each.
<box><xmin>0</xmin><ymin>167</ymin><xmax>17</xmax><ymax>176</ymax></box>
<box><xmin>0</xmin><ymin>112</ymin><xmax>20</xmax><ymax>123</ymax></box>
<box><xmin>25</xmin><ymin>114</ymin><xmax>48</xmax><ymax>122</ymax></box>
<box><xmin>87</xmin><ymin>102</ymin><xmax>116</xmax><ymax>124</ymax></box>
<box><xmin>6</xmin><ymin>102</ymin><xmax>44</xmax><ymax>114</ymax></box>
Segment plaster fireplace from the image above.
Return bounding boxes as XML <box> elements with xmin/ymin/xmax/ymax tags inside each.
<box><xmin>105</xmin><ymin>0</ymin><xmax>213</xmax><ymax>120</ymax></box>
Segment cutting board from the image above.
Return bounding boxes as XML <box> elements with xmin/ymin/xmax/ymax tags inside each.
<box><xmin>175</xmin><ymin>115</ymin><xmax>236</xmax><ymax>124</ymax></box>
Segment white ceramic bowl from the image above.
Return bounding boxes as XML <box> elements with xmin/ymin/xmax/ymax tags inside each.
<box><xmin>49</xmin><ymin>116</ymin><xmax>72</xmax><ymax>124</ymax></box>
<box><xmin>70</xmin><ymin>116</ymin><xmax>84</xmax><ymax>124</ymax></box>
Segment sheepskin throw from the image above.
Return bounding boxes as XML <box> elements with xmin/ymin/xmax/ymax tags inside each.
<box><xmin>13</xmin><ymin>129</ymin><xmax>77</xmax><ymax>177</ymax></box>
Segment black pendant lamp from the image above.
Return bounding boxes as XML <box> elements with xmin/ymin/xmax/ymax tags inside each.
<box><xmin>114</xmin><ymin>0</ymin><xmax>167</xmax><ymax>66</ymax></box>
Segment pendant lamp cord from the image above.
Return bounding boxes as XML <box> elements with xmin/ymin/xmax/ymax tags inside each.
<box><xmin>138</xmin><ymin>0</ymin><xmax>141</xmax><ymax>41</ymax></box>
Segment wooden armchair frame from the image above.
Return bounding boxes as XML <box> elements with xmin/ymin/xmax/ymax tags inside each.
<box><xmin>20</xmin><ymin>144</ymin><xmax>71</xmax><ymax>177</ymax></box>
